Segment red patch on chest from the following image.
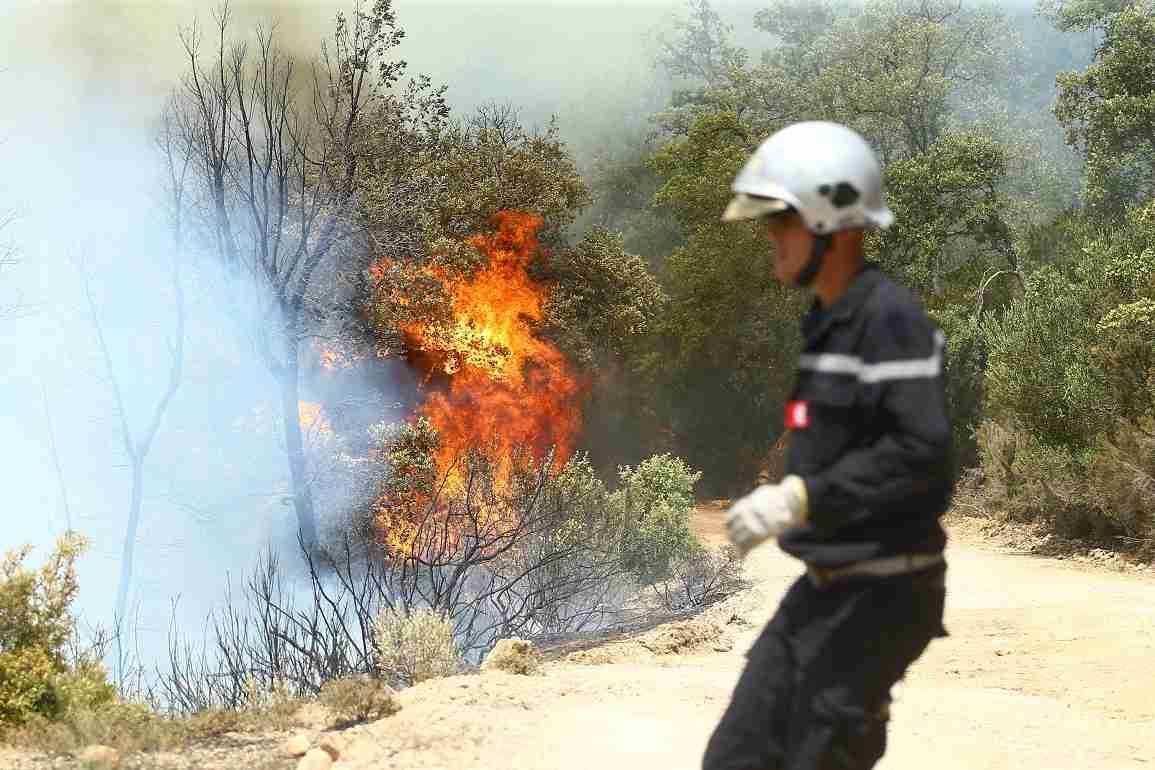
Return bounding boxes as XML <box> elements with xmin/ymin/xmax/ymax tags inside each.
<box><xmin>785</xmin><ymin>400</ymin><xmax>810</xmax><ymax>429</ymax></box>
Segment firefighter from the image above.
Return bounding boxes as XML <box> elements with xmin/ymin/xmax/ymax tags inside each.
<box><xmin>705</xmin><ymin>120</ymin><xmax>954</xmax><ymax>770</ymax></box>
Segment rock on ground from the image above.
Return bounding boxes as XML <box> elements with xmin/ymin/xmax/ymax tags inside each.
<box><xmin>78</xmin><ymin>745</ymin><xmax>120</xmax><ymax>768</ymax></box>
<box><xmin>296</xmin><ymin>747</ymin><xmax>332</xmax><ymax>770</ymax></box>
<box><xmin>284</xmin><ymin>734</ymin><xmax>312</xmax><ymax>758</ymax></box>
<box><xmin>481</xmin><ymin>638</ymin><xmax>541</xmax><ymax>675</ymax></box>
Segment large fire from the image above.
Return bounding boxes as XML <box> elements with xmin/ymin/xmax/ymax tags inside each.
<box><xmin>358</xmin><ymin>211</ymin><xmax>584</xmax><ymax>555</ymax></box>
<box><xmin>398</xmin><ymin>211</ymin><xmax>582</xmax><ymax>482</ymax></box>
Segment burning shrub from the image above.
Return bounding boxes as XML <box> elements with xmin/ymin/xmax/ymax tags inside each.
<box><xmin>368</xmin><ymin>210</ymin><xmax>585</xmax><ymax>489</ymax></box>
<box><xmin>371</xmin><ymin>436</ymin><xmax>632</xmax><ymax>656</ymax></box>
<box><xmin>369</xmin><ymin>420</ymin><xmax>716</xmax><ymax>642</ymax></box>
<box><xmin>372</xmin><ymin>608</ymin><xmax>460</xmax><ymax>687</ymax></box>
<box><xmin>155</xmin><ymin>442</ymin><xmax>629</xmax><ymax>710</ymax></box>
<box><xmin>154</xmin><ymin>418</ymin><xmax>707</xmax><ymax>712</ymax></box>
<box><xmin>358</xmin><ymin>209</ymin><xmax>700</xmax><ymax>635</ymax></box>
<box><xmin>0</xmin><ymin>534</ymin><xmax>115</xmax><ymax>728</ymax></box>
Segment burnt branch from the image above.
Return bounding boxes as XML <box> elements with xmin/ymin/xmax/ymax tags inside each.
<box><xmin>155</xmin><ymin>446</ymin><xmax>645</xmax><ymax>711</ymax></box>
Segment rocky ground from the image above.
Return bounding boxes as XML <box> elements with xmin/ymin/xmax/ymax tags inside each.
<box><xmin>4</xmin><ymin>510</ymin><xmax>1153</xmax><ymax>770</ymax></box>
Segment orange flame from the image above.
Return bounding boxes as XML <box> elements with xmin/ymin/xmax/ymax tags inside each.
<box><xmin>368</xmin><ymin>211</ymin><xmax>584</xmax><ymax>556</ymax></box>
<box><xmin>320</xmin><ymin>347</ymin><xmax>347</xmax><ymax>370</ymax></box>
<box><xmin>315</xmin><ymin>342</ymin><xmax>368</xmax><ymax>370</ymax></box>
<box><xmin>298</xmin><ymin>401</ymin><xmax>333</xmax><ymax>441</ymax></box>
<box><xmin>401</xmin><ymin>211</ymin><xmax>582</xmax><ymax>479</ymax></box>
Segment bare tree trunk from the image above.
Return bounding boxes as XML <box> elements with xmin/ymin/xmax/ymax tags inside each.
<box><xmin>93</xmin><ymin>115</ymin><xmax>190</xmax><ymax>687</ymax></box>
<box><xmin>83</xmin><ymin>255</ymin><xmax>185</xmax><ymax>686</ymax></box>
<box><xmin>113</xmin><ymin>456</ymin><xmax>145</xmax><ymax>680</ymax></box>
<box><xmin>1</xmin><ymin>209</ymin><xmax>19</xmax><ymax>321</ymax></box>
<box><xmin>40</xmin><ymin>379</ymin><xmax>73</xmax><ymax>533</ymax></box>
<box><xmin>278</xmin><ymin>351</ymin><xmax>319</xmax><ymax>550</ymax></box>
<box><xmin>975</xmin><ymin>268</ymin><xmax>1026</xmax><ymax>321</ymax></box>
<box><xmin>172</xmin><ymin>6</ymin><xmax>403</xmax><ymax>554</ymax></box>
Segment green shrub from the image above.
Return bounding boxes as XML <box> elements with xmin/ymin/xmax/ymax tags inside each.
<box><xmin>0</xmin><ymin>534</ymin><xmax>115</xmax><ymax>727</ymax></box>
<box><xmin>974</xmin><ymin>419</ymin><xmax>1154</xmax><ymax>543</ymax></box>
<box><xmin>610</xmin><ymin>454</ymin><xmax>703</xmax><ymax>583</ymax></box>
<box><xmin>10</xmin><ymin>701</ymin><xmax>156</xmax><ymax>755</ymax></box>
<box><xmin>1088</xmin><ymin>420</ymin><xmax>1155</xmax><ymax>542</ymax></box>
<box><xmin>983</xmin><ymin>266</ymin><xmax>1112</xmax><ymax>448</ymax></box>
<box><xmin>372</xmin><ymin>608</ymin><xmax>460</xmax><ymax>687</ymax></box>
<box><xmin>932</xmin><ymin>303</ymin><xmax>992</xmax><ymax>470</ymax></box>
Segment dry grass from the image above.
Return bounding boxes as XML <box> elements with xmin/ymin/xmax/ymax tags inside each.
<box><xmin>317</xmin><ymin>675</ymin><xmax>399</xmax><ymax>727</ymax></box>
<box><xmin>0</xmin><ymin>697</ymin><xmax>305</xmax><ymax>757</ymax></box>
<box><xmin>373</xmin><ymin>608</ymin><xmax>461</xmax><ymax>687</ymax></box>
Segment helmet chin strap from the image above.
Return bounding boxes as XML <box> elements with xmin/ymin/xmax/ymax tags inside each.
<box><xmin>793</xmin><ymin>232</ymin><xmax>833</xmax><ymax>288</ymax></box>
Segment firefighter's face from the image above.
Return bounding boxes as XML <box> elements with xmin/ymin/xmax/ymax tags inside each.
<box><xmin>761</xmin><ymin>212</ymin><xmax>814</xmax><ymax>286</ymax></box>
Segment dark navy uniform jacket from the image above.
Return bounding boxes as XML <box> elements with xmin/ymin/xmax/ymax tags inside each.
<box><xmin>778</xmin><ymin>266</ymin><xmax>953</xmax><ymax>568</ymax></box>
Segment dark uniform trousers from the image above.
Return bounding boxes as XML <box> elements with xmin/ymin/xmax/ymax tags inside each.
<box><xmin>705</xmin><ymin>266</ymin><xmax>954</xmax><ymax>770</ymax></box>
<box><xmin>702</xmin><ymin>565</ymin><xmax>946</xmax><ymax>770</ymax></box>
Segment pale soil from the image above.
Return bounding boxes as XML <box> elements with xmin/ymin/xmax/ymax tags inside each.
<box><xmin>5</xmin><ymin>509</ymin><xmax>1153</xmax><ymax>770</ymax></box>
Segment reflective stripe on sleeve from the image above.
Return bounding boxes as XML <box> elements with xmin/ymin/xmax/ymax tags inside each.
<box><xmin>798</xmin><ymin>330</ymin><xmax>945</xmax><ymax>383</ymax></box>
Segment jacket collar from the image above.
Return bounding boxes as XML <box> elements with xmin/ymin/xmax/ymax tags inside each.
<box><xmin>801</xmin><ymin>264</ymin><xmax>884</xmax><ymax>344</ymax></box>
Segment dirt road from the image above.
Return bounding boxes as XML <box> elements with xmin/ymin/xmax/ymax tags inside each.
<box><xmin>8</xmin><ymin>513</ymin><xmax>1148</xmax><ymax>770</ymax></box>
<box><xmin>341</xmin><ymin>512</ymin><xmax>1154</xmax><ymax>770</ymax></box>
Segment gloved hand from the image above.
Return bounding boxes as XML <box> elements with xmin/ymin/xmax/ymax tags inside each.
<box><xmin>726</xmin><ymin>475</ymin><xmax>808</xmax><ymax>556</ymax></box>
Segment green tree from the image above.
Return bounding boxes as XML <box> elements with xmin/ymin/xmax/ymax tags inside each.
<box><xmin>1087</xmin><ymin>201</ymin><xmax>1155</xmax><ymax>419</ymax></box>
<box><xmin>537</xmin><ymin>227</ymin><xmax>666</xmax><ymax>367</ymax></box>
<box><xmin>974</xmin><ymin>199</ymin><xmax>1155</xmax><ymax>543</ymax></box>
<box><xmin>634</xmin><ymin>0</ymin><xmax>1018</xmax><ymax>486</ymax></box>
<box><xmin>983</xmin><ymin>264</ymin><xmax>1111</xmax><ymax>448</ymax></box>
<box><xmin>875</xmin><ymin>131</ymin><xmax>1014</xmax><ymax>299</ymax></box>
<box><xmin>425</xmin><ymin>105</ymin><xmax>590</xmax><ymax>246</ymax></box>
<box><xmin>1044</xmin><ymin>0</ymin><xmax>1137</xmax><ymax>32</ymax></box>
<box><xmin>582</xmin><ymin>139</ymin><xmax>683</xmax><ymax>271</ymax></box>
<box><xmin>643</xmin><ymin>221</ymin><xmax>804</xmax><ymax>492</ymax></box>
<box><xmin>982</xmin><ymin>200</ymin><xmax>1155</xmax><ymax>449</ymax></box>
<box><xmin>1054</xmin><ymin>1</ymin><xmax>1155</xmax><ymax>211</ymax></box>
<box><xmin>360</xmin><ymin>104</ymin><xmax>593</xmax><ymax>358</ymax></box>
<box><xmin>658</xmin><ymin>0</ymin><xmax>746</xmax><ymax>91</ymax></box>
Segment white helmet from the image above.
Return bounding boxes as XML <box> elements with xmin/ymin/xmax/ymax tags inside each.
<box><xmin>722</xmin><ymin>121</ymin><xmax>894</xmax><ymax>234</ymax></box>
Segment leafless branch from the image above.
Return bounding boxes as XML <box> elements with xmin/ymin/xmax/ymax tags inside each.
<box><xmin>169</xmin><ymin>3</ymin><xmax>408</xmax><ymax>550</ymax></box>
<box><xmin>155</xmin><ymin>445</ymin><xmax>649</xmax><ymax>711</ymax></box>
<box><xmin>39</xmin><ymin>379</ymin><xmax>73</xmax><ymax>534</ymax></box>
<box><xmin>76</xmin><ymin>108</ymin><xmax>191</xmax><ymax>687</ymax></box>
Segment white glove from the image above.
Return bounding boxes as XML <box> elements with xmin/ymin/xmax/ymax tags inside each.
<box><xmin>726</xmin><ymin>476</ymin><xmax>809</xmax><ymax>556</ymax></box>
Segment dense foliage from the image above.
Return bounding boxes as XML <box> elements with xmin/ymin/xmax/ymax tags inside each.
<box><xmin>593</xmin><ymin>0</ymin><xmax>1155</xmax><ymax>545</ymax></box>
